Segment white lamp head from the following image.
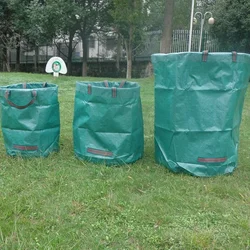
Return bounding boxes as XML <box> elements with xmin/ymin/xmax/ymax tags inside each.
<box><xmin>208</xmin><ymin>17</ymin><xmax>215</xmax><ymax>25</ymax></box>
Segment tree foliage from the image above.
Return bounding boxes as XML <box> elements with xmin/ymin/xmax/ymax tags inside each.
<box><xmin>0</xmin><ymin>0</ymin><xmax>20</xmax><ymax>71</ymax></box>
<box><xmin>43</xmin><ymin>0</ymin><xmax>80</xmax><ymax>75</ymax></box>
<box><xmin>1</xmin><ymin>0</ymin><xmax>208</xmax><ymax>75</ymax></box>
<box><xmin>110</xmin><ymin>0</ymin><xmax>149</xmax><ymax>78</ymax></box>
<box><xmin>147</xmin><ymin>0</ymin><xmax>193</xmax><ymax>31</ymax></box>
<box><xmin>211</xmin><ymin>0</ymin><xmax>250</xmax><ymax>52</ymax></box>
<box><xmin>73</xmin><ymin>0</ymin><xmax>112</xmax><ymax>76</ymax></box>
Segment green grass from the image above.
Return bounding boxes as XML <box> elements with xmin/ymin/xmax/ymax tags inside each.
<box><xmin>0</xmin><ymin>72</ymin><xmax>250</xmax><ymax>249</ymax></box>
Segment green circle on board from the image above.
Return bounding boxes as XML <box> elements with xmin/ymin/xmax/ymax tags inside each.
<box><xmin>52</xmin><ymin>61</ymin><xmax>62</xmax><ymax>73</ymax></box>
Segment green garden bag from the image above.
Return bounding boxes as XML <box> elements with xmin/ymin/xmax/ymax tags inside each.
<box><xmin>0</xmin><ymin>83</ymin><xmax>60</xmax><ymax>157</ymax></box>
<box><xmin>73</xmin><ymin>80</ymin><xmax>144</xmax><ymax>165</ymax></box>
<box><xmin>152</xmin><ymin>51</ymin><xmax>250</xmax><ymax>177</ymax></box>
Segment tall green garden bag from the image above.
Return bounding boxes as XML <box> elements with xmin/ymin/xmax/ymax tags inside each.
<box><xmin>73</xmin><ymin>81</ymin><xmax>144</xmax><ymax>165</ymax></box>
<box><xmin>151</xmin><ymin>52</ymin><xmax>250</xmax><ymax>177</ymax></box>
<box><xmin>0</xmin><ymin>83</ymin><xmax>60</xmax><ymax>157</ymax></box>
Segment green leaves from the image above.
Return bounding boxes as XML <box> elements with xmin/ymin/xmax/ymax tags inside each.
<box><xmin>211</xmin><ymin>0</ymin><xmax>250</xmax><ymax>52</ymax></box>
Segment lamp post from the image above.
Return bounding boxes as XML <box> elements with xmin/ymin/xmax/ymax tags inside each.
<box><xmin>188</xmin><ymin>0</ymin><xmax>195</xmax><ymax>52</ymax></box>
<box><xmin>193</xmin><ymin>11</ymin><xmax>214</xmax><ymax>52</ymax></box>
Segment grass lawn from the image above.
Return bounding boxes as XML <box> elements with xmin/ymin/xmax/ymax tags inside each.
<box><xmin>0</xmin><ymin>72</ymin><xmax>250</xmax><ymax>249</ymax></box>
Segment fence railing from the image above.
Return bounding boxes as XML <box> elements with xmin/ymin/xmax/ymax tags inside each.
<box><xmin>8</xmin><ymin>30</ymin><xmax>221</xmax><ymax>65</ymax></box>
<box><xmin>171</xmin><ymin>29</ymin><xmax>220</xmax><ymax>52</ymax></box>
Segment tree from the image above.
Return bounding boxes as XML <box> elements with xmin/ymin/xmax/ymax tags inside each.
<box><xmin>110</xmin><ymin>0</ymin><xmax>148</xmax><ymax>79</ymax></box>
<box><xmin>44</xmin><ymin>0</ymin><xmax>80</xmax><ymax>75</ymax></box>
<box><xmin>160</xmin><ymin>0</ymin><xmax>174</xmax><ymax>53</ymax></box>
<box><xmin>147</xmin><ymin>0</ymin><xmax>193</xmax><ymax>31</ymax></box>
<box><xmin>24</xmin><ymin>0</ymin><xmax>57</xmax><ymax>72</ymax></box>
<box><xmin>0</xmin><ymin>0</ymin><xmax>20</xmax><ymax>71</ymax></box>
<box><xmin>74</xmin><ymin>0</ymin><xmax>111</xmax><ymax>77</ymax></box>
<box><xmin>211</xmin><ymin>0</ymin><xmax>250</xmax><ymax>52</ymax></box>
<box><xmin>8</xmin><ymin>0</ymin><xmax>55</xmax><ymax>72</ymax></box>
<box><xmin>9</xmin><ymin>0</ymin><xmax>33</xmax><ymax>71</ymax></box>
<box><xmin>23</xmin><ymin>0</ymin><xmax>80</xmax><ymax>75</ymax></box>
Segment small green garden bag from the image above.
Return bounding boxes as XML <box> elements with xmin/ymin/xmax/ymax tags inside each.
<box><xmin>73</xmin><ymin>80</ymin><xmax>144</xmax><ymax>165</ymax></box>
<box><xmin>0</xmin><ymin>82</ymin><xmax>60</xmax><ymax>157</ymax></box>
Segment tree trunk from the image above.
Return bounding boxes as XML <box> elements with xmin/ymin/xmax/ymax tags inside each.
<box><xmin>2</xmin><ymin>47</ymin><xmax>7</xmax><ymax>71</ymax></box>
<box><xmin>15</xmin><ymin>39</ymin><xmax>20</xmax><ymax>71</ymax></box>
<box><xmin>34</xmin><ymin>46</ymin><xmax>39</xmax><ymax>72</ymax></box>
<box><xmin>3</xmin><ymin>47</ymin><xmax>10</xmax><ymax>72</ymax></box>
<box><xmin>124</xmin><ymin>39</ymin><xmax>132</xmax><ymax>79</ymax></box>
<box><xmin>160</xmin><ymin>0</ymin><xmax>174</xmax><ymax>53</ymax></box>
<box><xmin>6</xmin><ymin>48</ymin><xmax>10</xmax><ymax>72</ymax></box>
<box><xmin>67</xmin><ymin>32</ymin><xmax>74</xmax><ymax>75</ymax></box>
<box><xmin>116</xmin><ymin>34</ymin><xmax>122</xmax><ymax>77</ymax></box>
<box><xmin>81</xmin><ymin>36</ymin><xmax>88</xmax><ymax>77</ymax></box>
<box><xmin>124</xmin><ymin>24</ymin><xmax>134</xmax><ymax>79</ymax></box>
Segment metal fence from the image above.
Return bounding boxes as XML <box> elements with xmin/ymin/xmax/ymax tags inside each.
<box><xmin>8</xmin><ymin>29</ymin><xmax>220</xmax><ymax>65</ymax></box>
<box><xmin>137</xmin><ymin>29</ymin><xmax>220</xmax><ymax>59</ymax></box>
<box><xmin>171</xmin><ymin>29</ymin><xmax>220</xmax><ymax>52</ymax></box>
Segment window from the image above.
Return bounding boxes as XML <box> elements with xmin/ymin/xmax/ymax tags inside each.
<box><xmin>89</xmin><ymin>37</ymin><xmax>95</xmax><ymax>49</ymax></box>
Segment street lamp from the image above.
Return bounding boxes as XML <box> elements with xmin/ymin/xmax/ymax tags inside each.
<box><xmin>188</xmin><ymin>0</ymin><xmax>195</xmax><ymax>52</ymax></box>
<box><xmin>193</xmin><ymin>11</ymin><xmax>214</xmax><ymax>52</ymax></box>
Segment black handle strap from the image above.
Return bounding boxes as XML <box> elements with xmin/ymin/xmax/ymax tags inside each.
<box><xmin>202</xmin><ymin>50</ymin><xmax>209</xmax><ymax>62</ymax></box>
<box><xmin>5</xmin><ymin>90</ymin><xmax>37</xmax><ymax>109</ymax></box>
<box><xmin>112</xmin><ymin>87</ymin><xmax>117</xmax><ymax>98</ymax></box>
<box><xmin>102</xmin><ymin>80</ymin><xmax>126</xmax><ymax>97</ymax></box>
<box><xmin>232</xmin><ymin>51</ymin><xmax>237</xmax><ymax>62</ymax></box>
<box><xmin>87</xmin><ymin>84</ymin><xmax>92</xmax><ymax>95</ymax></box>
<box><xmin>104</xmin><ymin>80</ymin><xmax>109</xmax><ymax>87</ymax></box>
<box><xmin>119</xmin><ymin>80</ymin><xmax>126</xmax><ymax>88</ymax></box>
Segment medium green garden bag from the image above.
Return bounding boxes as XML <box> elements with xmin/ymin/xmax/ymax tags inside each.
<box><xmin>0</xmin><ymin>82</ymin><xmax>60</xmax><ymax>157</ymax></box>
<box><xmin>152</xmin><ymin>51</ymin><xmax>250</xmax><ymax>177</ymax></box>
<box><xmin>73</xmin><ymin>80</ymin><xmax>144</xmax><ymax>165</ymax></box>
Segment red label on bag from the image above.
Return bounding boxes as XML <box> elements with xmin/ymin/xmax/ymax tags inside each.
<box><xmin>87</xmin><ymin>147</ymin><xmax>113</xmax><ymax>157</ymax></box>
<box><xmin>13</xmin><ymin>145</ymin><xmax>38</xmax><ymax>151</ymax></box>
<box><xmin>198</xmin><ymin>157</ymin><xmax>227</xmax><ymax>163</ymax></box>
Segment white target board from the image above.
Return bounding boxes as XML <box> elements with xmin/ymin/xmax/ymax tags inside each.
<box><xmin>45</xmin><ymin>57</ymin><xmax>67</xmax><ymax>77</ymax></box>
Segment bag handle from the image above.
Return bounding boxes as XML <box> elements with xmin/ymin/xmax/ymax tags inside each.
<box><xmin>202</xmin><ymin>50</ymin><xmax>209</xmax><ymax>62</ymax></box>
<box><xmin>102</xmin><ymin>80</ymin><xmax>126</xmax><ymax>98</ymax></box>
<box><xmin>119</xmin><ymin>80</ymin><xmax>126</xmax><ymax>88</ymax></box>
<box><xmin>103</xmin><ymin>80</ymin><xmax>126</xmax><ymax>88</ymax></box>
<box><xmin>202</xmin><ymin>51</ymin><xmax>238</xmax><ymax>62</ymax></box>
<box><xmin>104</xmin><ymin>80</ymin><xmax>109</xmax><ymax>87</ymax></box>
<box><xmin>232</xmin><ymin>51</ymin><xmax>237</xmax><ymax>62</ymax></box>
<box><xmin>5</xmin><ymin>90</ymin><xmax>37</xmax><ymax>109</ymax></box>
